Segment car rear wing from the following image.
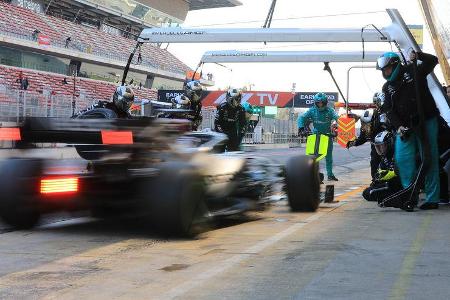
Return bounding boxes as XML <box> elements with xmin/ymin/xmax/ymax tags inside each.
<box><xmin>0</xmin><ymin>117</ymin><xmax>190</xmax><ymax>146</ymax></box>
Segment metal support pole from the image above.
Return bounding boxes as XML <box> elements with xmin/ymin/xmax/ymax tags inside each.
<box><xmin>44</xmin><ymin>0</ymin><xmax>54</xmax><ymax>15</ymax></box>
<box><xmin>323</xmin><ymin>62</ymin><xmax>348</xmax><ymax>114</ymax></box>
<box><xmin>16</xmin><ymin>90</ymin><xmax>20</xmax><ymax>123</ymax></box>
<box><xmin>346</xmin><ymin>65</ymin><xmax>376</xmax><ymax>102</ymax></box>
<box><xmin>72</xmin><ymin>71</ymin><xmax>76</xmax><ymax>116</ymax></box>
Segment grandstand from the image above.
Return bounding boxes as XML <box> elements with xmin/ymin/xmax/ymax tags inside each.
<box><xmin>0</xmin><ymin>0</ymin><xmax>241</xmax><ymax>119</ymax></box>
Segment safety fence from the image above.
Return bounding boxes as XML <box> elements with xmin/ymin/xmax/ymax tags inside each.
<box><xmin>197</xmin><ymin>107</ymin><xmax>298</xmax><ymax>134</ymax></box>
<box><xmin>242</xmin><ymin>132</ymin><xmax>303</xmax><ymax>146</ymax></box>
<box><xmin>0</xmin><ymin>91</ymin><xmax>302</xmax><ymax>145</ymax></box>
<box><xmin>197</xmin><ymin>107</ymin><xmax>302</xmax><ymax>146</ymax></box>
<box><xmin>0</xmin><ymin>86</ymin><xmax>95</xmax><ymax>122</ymax></box>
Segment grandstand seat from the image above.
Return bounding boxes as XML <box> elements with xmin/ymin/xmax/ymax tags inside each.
<box><xmin>0</xmin><ymin>1</ymin><xmax>190</xmax><ymax>75</ymax></box>
<box><xmin>0</xmin><ymin>65</ymin><xmax>157</xmax><ymax>108</ymax></box>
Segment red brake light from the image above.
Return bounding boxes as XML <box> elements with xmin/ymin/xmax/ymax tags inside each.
<box><xmin>0</xmin><ymin>128</ymin><xmax>21</xmax><ymax>141</ymax></box>
<box><xmin>40</xmin><ymin>177</ymin><xmax>79</xmax><ymax>194</ymax></box>
<box><xmin>101</xmin><ymin>130</ymin><xmax>133</xmax><ymax>144</ymax></box>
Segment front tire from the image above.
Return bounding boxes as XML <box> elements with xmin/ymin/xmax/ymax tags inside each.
<box><xmin>144</xmin><ymin>163</ymin><xmax>206</xmax><ymax>236</ymax></box>
<box><xmin>285</xmin><ymin>155</ymin><xmax>320</xmax><ymax>212</ymax></box>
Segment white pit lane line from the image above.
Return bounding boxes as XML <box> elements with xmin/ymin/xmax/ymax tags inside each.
<box><xmin>160</xmin><ymin>206</ymin><xmax>343</xmax><ymax>300</ymax></box>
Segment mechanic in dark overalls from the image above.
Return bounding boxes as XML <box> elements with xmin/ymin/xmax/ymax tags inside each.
<box><xmin>73</xmin><ymin>86</ymin><xmax>134</xmax><ymax>118</ymax></box>
<box><xmin>377</xmin><ymin>51</ymin><xmax>440</xmax><ymax>209</ymax></box>
<box><xmin>173</xmin><ymin>80</ymin><xmax>204</xmax><ymax>130</ymax></box>
<box><xmin>214</xmin><ymin>88</ymin><xmax>246</xmax><ymax>151</ymax></box>
<box><xmin>347</xmin><ymin>93</ymin><xmax>388</xmax><ymax>184</ymax></box>
<box><xmin>362</xmin><ymin>130</ymin><xmax>402</xmax><ymax>202</ymax></box>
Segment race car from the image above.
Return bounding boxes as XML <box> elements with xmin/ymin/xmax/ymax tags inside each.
<box><xmin>0</xmin><ymin>117</ymin><xmax>320</xmax><ymax>236</ymax></box>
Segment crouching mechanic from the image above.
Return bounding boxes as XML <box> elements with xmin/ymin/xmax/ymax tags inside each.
<box><xmin>298</xmin><ymin>92</ymin><xmax>339</xmax><ymax>181</ymax></box>
<box><xmin>362</xmin><ymin>131</ymin><xmax>403</xmax><ymax>203</ymax></box>
<box><xmin>347</xmin><ymin>93</ymin><xmax>387</xmax><ymax>183</ymax></box>
<box><xmin>173</xmin><ymin>80</ymin><xmax>204</xmax><ymax>130</ymax></box>
<box><xmin>377</xmin><ymin>51</ymin><xmax>440</xmax><ymax>209</ymax></box>
<box><xmin>215</xmin><ymin>88</ymin><xmax>247</xmax><ymax>151</ymax></box>
<box><xmin>73</xmin><ymin>85</ymin><xmax>134</xmax><ymax>118</ymax></box>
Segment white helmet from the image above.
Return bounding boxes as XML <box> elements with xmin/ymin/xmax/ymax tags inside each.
<box><xmin>374</xmin><ymin>130</ymin><xmax>394</xmax><ymax>156</ymax></box>
<box><xmin>373</xmin><ymin>92</ymin><xmax>385</xmax><ymax>107</ymax></box>
<box><xmin>185</xmin><ymin>80</ymin><xmax>203</xmax><ymax>102</ymax></box>
<box><xmin>360</xmin><ymin>109</ymin><xmax>373</xmax><ymax>124</ymax></box>
<box><xmin>113</xmin><ymin>85</ymin><xmax>134</xmax><ymax>113</ymax></box>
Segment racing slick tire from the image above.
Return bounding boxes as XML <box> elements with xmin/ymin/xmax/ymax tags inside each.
<box><xmin>75</xmin><ymin>108</ymin><xmax>118</xmax><ymax>119</ymax></box>
<box><xmin>146</xmin><ymin>163</ymin><xmax>206</xmax><ymax>236</ymax></box>
<box><xmin>0</xmin><ymin>159</ymin><xmax>42</xmax><ymax>229</ymax></box>
<box><xmin>74</xmin><ymin>108</ymin><xmax>118</xmax><ymax>160</ymax></box>
<box><xmin>285</xmin><ymin>155</ymin><xmax>320</xmax><ymax>212</ymax></box>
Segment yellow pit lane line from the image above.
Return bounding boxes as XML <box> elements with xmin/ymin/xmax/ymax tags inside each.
<box><xmin>389</xmin><ymin>214</ymin><xmax>433</xmax><ymax>300</ymax></box>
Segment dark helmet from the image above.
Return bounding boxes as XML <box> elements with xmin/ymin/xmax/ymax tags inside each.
<box><xmin>373</xmin><ymin>92</ymin><xmax>385</xmax><ymax>108</ymax></box>
<box><xmin>226</xmin><ymin>88</ymin><xmax>242</xmax><ymax>108</ymax></box>
<box><xmin>185</xmin><ymin>80</ymin><xmax>203</xmax><ymax>102</ymax></box>
<box><xmin>313</xmin><ymin>92</ymin><xmax>328</xmax><ymax>111</ymax></box>
<box><xmin>373</xmin><ymin>130</ymin><xmax>394</xmax><ymax>156</ymax></box>
<box><xmin>113</xmin><ymin>85</ymin><xmax>134</xmax><ymax>113</ymax></box>
<box><xmin>376</xmin><ymin>52</ymin><xmax>401</xmax><ymax>82</ymax></box>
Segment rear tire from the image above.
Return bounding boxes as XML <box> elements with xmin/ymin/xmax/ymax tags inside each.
<box><xmin>0</xmin><ymin>159</ymin><xmax>42</xmax><ymax>229</ymax></box>
<box><xmin>285</xmin><ymin>155</ymin><xmax>320</xmax><ymax>212</ymax></box>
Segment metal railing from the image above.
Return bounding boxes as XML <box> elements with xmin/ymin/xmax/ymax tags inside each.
<box><xmin>242</xmin><ymin>132</ymin><xmax>303</xmax><ymax>146</ymax></box>
<box><xmin>198</xmin><ymin>108</ymin><xmax>298</xmax><ymax>134</ymax></box>
<box><xmin>0</xmin><ymin>91</ymin><xmax>303</xmax><ymax>146</ymax></box>
<box><xmin>0</xmin><ymin>86</ymin><xmax>95</xmax><ymax>122</ymax></box>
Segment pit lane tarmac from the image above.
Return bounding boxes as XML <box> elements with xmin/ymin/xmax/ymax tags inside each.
<box><xmin>1</xmin><ymin>144</ymin><xmax>450</xmax><ymax>299</ymax></box>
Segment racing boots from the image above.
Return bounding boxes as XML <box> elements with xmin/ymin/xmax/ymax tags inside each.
<box><xmin>328</xmin><ymin>175</ymin><xmax>339</xmax><ymax>181</ymax></box>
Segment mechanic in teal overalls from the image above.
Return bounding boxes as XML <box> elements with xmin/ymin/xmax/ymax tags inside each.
<box><xmin>298</xmin><ymin>92</ymin><xmax>339</xmax><ymax>181</ymax></box>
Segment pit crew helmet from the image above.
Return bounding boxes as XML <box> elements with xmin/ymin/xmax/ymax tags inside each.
<box><xmin>313</xmin><ymin>92</ymin><xmax>328</xmax><ymax>111</ymax></box>
<box><xmin>376</xmin><ymin>52</ymin><xmax>401</xmax><ymax>82</ymax></box>
<box><xmin>360</xmin><ymin>109</ymin><xmax>373</xmax><ymax>124</ymax></box>
<box><xmin>113</xmin><ymin>85</ymin><xmax>134</xmax><ymax>113</ymax></box>
<box><xmin>185</xmin><ymin>80</ymin><xmax>203</xmax><ymax>102</ymax></box>
<box><xmin>226</xmin><ymin>88</ymin><xmax>242</xmax><ymax>108</ymax></box>
<box><xmin>374</xmin><ymin>130</ymin><xmax>394</xmax><ymax>156</ymax></box>
<box><xmin>373</xmin><ymin>92</ymin><xmax>385</xmax><ymax>108</ymax></box>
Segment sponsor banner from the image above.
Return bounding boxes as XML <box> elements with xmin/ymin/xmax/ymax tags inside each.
<box><xmin>337</xmin><ymin>116</ymin><xmax>356</xmax><ymax>148</ymax></box>
<box><xmin>157</xmin><ymin>90</ymin><xmax>184</xmax><ymax>102</ymax></box>
<box><xmin>37</xmin><ymin>34</ymin><xmax>50</xmax><ymax>46</ymax></box>
<box><xmin>292</xmin><ymin>92</ymin><xmax>339</xmax><ymax>108</ymax></box>
<box><xmin>202</xmin><ymin>91</ymin><xmax>294</xmax><ymax>107</ymax></box>
<box><xmin>158</xmin><ymin>90</ymin><xmax>339</xmax><ymax>108</ymax></box>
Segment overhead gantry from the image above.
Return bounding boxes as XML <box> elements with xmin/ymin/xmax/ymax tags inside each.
<box><xmin>134</xmin><ymin>9</ymin><xmax>449</xmax><ymax>125</ymax></box>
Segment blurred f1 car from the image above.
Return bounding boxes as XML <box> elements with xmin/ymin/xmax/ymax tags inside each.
<box><xmin>0</xmin><ymin>117</ymin><xmax>320</xmax><ymax>236</ymax></box>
